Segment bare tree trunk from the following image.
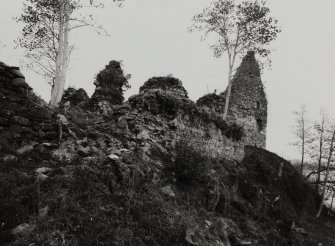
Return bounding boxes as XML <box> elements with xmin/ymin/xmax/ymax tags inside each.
<box><xmin>222</xmin><ymin>64</ymin><xmax>233</xmax><ymax>120</ymax></box>
<box><xmin>50</xmin><ymin>2</ymin><xmax>65</xmax><ymax>108</ymax></box>
<box><xmin>300</xmin><ymin>112</ymin><xmax>305</xmax><ymax>175</ymax></box>
<box><xmin>301</xmin><ymin>130</ymin><xmax>304</xmax><ymax>175</ymax></box>
<box><xmin>56</xmin><ymin>1</ymin><xmax>70</xmax><ymax>106</ymax></box>
<box><xmin>316</xmin><ymin>119</ymin><xmax>325</xmax><ymax>191</ymax></box>
<box><xmin>330</xmin><ymin>191</ymin><xmax>335</xmax><ymax>213</ymax></box>
<box><xmin>316</xmin><ymin>129</ymin><xmax>335</xmax><ymax>218</ymax></box>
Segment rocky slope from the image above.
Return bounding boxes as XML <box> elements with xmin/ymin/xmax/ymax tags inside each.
<box><xmin>0</xmin><ymin>62</ymin><xmax>334</xmax><ymax>246</ymax></box>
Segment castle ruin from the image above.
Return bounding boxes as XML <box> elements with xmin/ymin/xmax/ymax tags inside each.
<box><xmin>197</xmin><ymin>51</ymin><xmax>267</xmax><ymax>149</ymax></box>
<box><xmin>0</xmin><ymin>51</ymin><xmax>267</xmax><ymax>163</ymax></box>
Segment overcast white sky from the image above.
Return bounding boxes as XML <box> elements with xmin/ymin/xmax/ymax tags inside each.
<box><xmin>1</xmin><ymin>0</ymin><xmax>335</xmax><ymax>160</ymax></box>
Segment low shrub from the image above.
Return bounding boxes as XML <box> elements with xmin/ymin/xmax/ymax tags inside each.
<box><xmin>172</xmin><ymin>139</ymin><xmax>212</xmax><ymax>184</ymax></box>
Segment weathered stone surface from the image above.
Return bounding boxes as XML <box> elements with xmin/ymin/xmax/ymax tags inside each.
<box><xmin>197</xmin><ymin>51</ymin><xmax>267</xmax><ymax>149</ymax></box>
<box><xmin>108</xmin><ymin>154</ymin><xmax>120</xmax><ymax>161</ymax></box>
<box><xmin>27</xmin><ymin>107</ymin><xmax>52</xmax><ymax>120</ymax></box>
<box><xmin>12</xmin><ymin>78</ymin><xmax>27</xmax><ymax>87</ymax></box>
<box><xmin>139</xmin><ymin>76</ymin><xmax>188</xmax><ymax>99</ymax></box>
<box><xmin>35</xmin><ymin>167</ymin><xmax>53</xmax><ymax>175</ymax></box>
<box><xmin>61</xmin><ymin>87</ymin><xmax>89</xmax><ymax>107</ymax></box>
<box><xmin>3</xmin><ymin>155</ymin><xmax>18</xmax><ymax>163</ymax></box>
<box><xmin>11</xmin><ymin>223</ymin><xmax>34</xmax><ymax>237</ymax></box>
<box><xmin>197</xmin><ymin>93</ymin><xmax>225</xmax><ymax>115</ymax></box>
<box><xmin>9</xmin><ymin>68</ymin><xmax>25</xmax><ymax>78</ymax></box>
<box><xmin>225</xmin><ymin>51</ymin><xmax>267</xmax><ymax>148</ymax></box>
<box><xmin>10</xmin><ymin>124</ymin><xmax>34</xmax><ymax>134</ymax></box>
<box><xmin>117</xmin><ymin>116</ymin><xmax>128</xmax><ymax>130</ymax></box>
<box><xmin>52</xmin><ymin>140</ymin><xmax>77</xmax><ymax>163</ymax></box>
<box><xmin>57</xmin><ymin>114</ymin><xmax>69</xmax><ymax>125</ymax></box>
<box><xmin>0</xmin><ymin>57</ymin><xmax>324</xmax><ymax>246</ymax></box>
<box><xmin>16</xmin><ymin>145</ymin><xmax>34</xmax><ymax>155</ymax></box>
<box><xmin>13</xmin><ymin>116</ymin><xmax>30</xmax><ymax>126</ymax></box>
<box><xmin>127</xmin><ymin>74</ymin><xmax>246</xmax><ymax>161</ymax></box>
<box><xmin>90</xmin><ymin>60</ymin><xmax>130</xmax><ymax>110</ymax></box>
<box><xmin>161</xmin><ymin>185</ymin><xmax>175</xmax><ymax>197</ymax></box>
<box><xmin>78</xmin><ymin>146</ymin><xmax>91</xmax><ymax>157</ymax></box>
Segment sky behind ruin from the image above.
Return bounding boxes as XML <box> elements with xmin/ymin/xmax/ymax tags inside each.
<box><xmin>1</xmin><ymin>0</ymin><xmax>335</xmax><ymax>160</ymax></box>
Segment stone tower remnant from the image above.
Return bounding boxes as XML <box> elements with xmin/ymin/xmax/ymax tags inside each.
<box><xmin>198</xmin><ymin>51</ymin><xmax>267</xmax><ymax>148</ymax></box>
<box><xmin>90</xmin><ymin>61</ymin><xmax>130</xmax><ymax>111</ymax></box>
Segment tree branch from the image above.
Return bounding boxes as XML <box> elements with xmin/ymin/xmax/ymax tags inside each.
<box><xmin>305</xmin><ymin>168</ymin><xmax>327</xmax><ymax>181</ymax></box>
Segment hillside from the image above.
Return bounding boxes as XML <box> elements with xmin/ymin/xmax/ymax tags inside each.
<box><xmin>0</xmin><ymin>61</ymin><xmax>334</xmax><ymax>246</ymax></box>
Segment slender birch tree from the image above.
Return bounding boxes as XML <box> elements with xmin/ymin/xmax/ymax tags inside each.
<box><xmin>314</xmin><ymin>112</ymin><xmax>327</xmax><ymax>189</ymax></box>
<box><xmin>16</xmin><ymin>0</ymin><xmax>125</xmax><ymax>108</ymax></box>
<box><xmin>190</xmin><ymin>0</ymin><xmax>281</xmax><ymax>119</ymax></box>
<box><xmin>305</xmin><ymin>110</ymin><xmax>331</xmax><ymax>190</ymax></box>
<box><xmin>316</xmin><ymin>125</ymin><xmax>335</xmax><ymax>218</ymax></box>
<box><xmin>50</xmin><ymin>0</ymin><xmax>70</xmax><ymax>108</ymax></box>
<box><xmin>292</xmin><ymin>105</ymin><xmax>312</xmax><ymax>175</ymax></box>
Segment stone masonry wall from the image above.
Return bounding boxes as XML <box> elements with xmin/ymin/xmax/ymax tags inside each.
<box><xmin>0</xmin><ymin>53</ymin><xmax>266</xmax><ymax>164</ymax></box>
<box><xmin>226</xmin><ymin>51</ymin><xmax>267</xmax><ymax>148</ymax></box>
<box><xmin>174</xmin><ymin>115</ymin><xmax>246</xmax><ymax>161</ymax></box>
<box><xmin>0</xmin><ymin>63</ymin><xmax>58</xmax><ymax>150</ymax></box>
<box><xmin>129</xmin><ymin>77</ymin><xmax>246</xmax><ymax>161</ymax></box>
<box><xmin>197</xmin><ymin>51</ymin><xmax>267</xmax><ymax>149</ymax></box>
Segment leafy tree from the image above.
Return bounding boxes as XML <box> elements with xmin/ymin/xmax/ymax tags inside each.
<box><xmin>16</xmin><ymin>0</ymin><xmax>125</xmax><ymax>108</ymax></box>
<box><xmin>190</xmin><ymin>0</ymin><xmax>281</xmax><ymax>119</ymax></box>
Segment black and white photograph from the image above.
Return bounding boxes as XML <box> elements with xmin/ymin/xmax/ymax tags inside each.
<box><xmin>0</xmin><ymin>0</ymin><xmax>334</xmax><ymax>245</ymax></box>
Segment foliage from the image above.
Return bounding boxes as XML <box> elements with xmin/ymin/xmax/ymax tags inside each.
<box><xmin>0</xmin><ymin>134</ymin><xmax>331</xmax><ymax>245</ymax></box>
<box><xmin>60</xmin><ymin>87</ymin><xmax>89</xmax><ymax>106</ymax></box>
<box><xmin>190</xmin><ymin>0</ymin><xmax>281</xmax><ymax>68</ymax></box>
<box><xmin>139</xmin><ymin>76</ymin><xmax>188</xmax><ymax>96</ymax></box>
<box><xmin>16</xmin><ymin>0</ymin><xmax>62</xmax><ymax>85</ymax></box>
<box><xmin>15</xmin><ymin>0</ymin><xmax>125</xmax><ymax>91</ymax></box>
<box><xmin>91</xmin><ymin>60</ymin><xmax>131</xmax><ymax>105</ymax></box>
<box><xmin>190</xmin><ymin>0</ymin><xmax>280</xmax><ymax>119</ymax></box>
<box><xmin>173</xmin><ymin>138</ymin><xmax>213</xmax><ymax>184</ymax></box>
<box><xmin>95</xmin><ymin>60</ymin><xmax>131</xmax><ymax>92</ymax></box>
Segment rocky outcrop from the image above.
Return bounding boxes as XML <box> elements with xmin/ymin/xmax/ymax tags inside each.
<box><xmin>90</xmin><ymin>61</ymin><xmax>130</xmax><ymax>112</ymax></box>
<box><xmin>197</xmin><ymin>93</ymin><xmax>226</xmax><ymax>115</ymax></box>
<box><xmin>60</xmin><ymin>87</ymin><xmax>89</xmax><ymax>107</ymax></box>
<box><xmin>139</xmin><ymin>76</ymin><xmax>188</xmax><ymax>99</ymax></box>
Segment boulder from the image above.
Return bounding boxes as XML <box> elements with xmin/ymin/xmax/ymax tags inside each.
<box><xmin>16</xmin><ymin>144</ymin><xmax>34</xmax><ymax>155</ymax></box>
<box><xmin>117</xmin><ymin>116</ymin><xmax>128</xmax><ymax>130</ymax></box>
<box><xmin>78</xmin><ymin>146</ymin><xmax>91</xmax><ymax>157</ymax></box>
<box><xmin>11</xmin><ymin>223</ymin><xmax>34</xmax><ymax>237</ymax></box>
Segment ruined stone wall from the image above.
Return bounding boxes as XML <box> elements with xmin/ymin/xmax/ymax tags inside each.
<box><xmin>226</xmin><ymin>51</ymin><xmax>267</xmax><ymax>148</ymax></box>
<box><xmin>197</xmin><ymin>51</ymin><xmax>267</xmax><ymax>149</ymax></box>
<box><xmin>139</xmin><ymin>76</ymin><xmax>188</xmax><ymax>99</ymax></box>
<box><xmin>0</xmin><ymin>63</ymin><xmax>58</xmax><ymax>150</ymax></box>
<box><xmin>129</xmin><ymin>77</ymin><xmax>246</xmax><ymax>161</ymax></box>
<box><xmin>173</xmin><ymin>115</ymin><xmax>246</xmax><ymax>161</ymax></box>
<box><xmin>90</xmin><ymin>61</ymin><xmax>130</xmax><ymax>110</ymax></box>
<box><xmin>0</xmin><ymin>53</ymin><xmax>266</xmax><ymax>163</ymax></box>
